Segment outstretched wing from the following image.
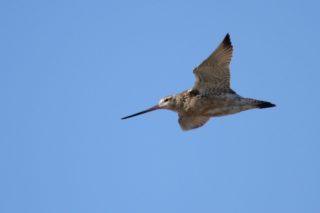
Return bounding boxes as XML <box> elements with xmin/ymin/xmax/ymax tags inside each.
<box><xmin>193</xmin><ymin>33</ymin><xmax>233</xmax><ymax>93</ymax></box>
<box><xmin>178</xmin><ymin>114</ymin><xmax>210</xmax><ymax>131</ymax></box>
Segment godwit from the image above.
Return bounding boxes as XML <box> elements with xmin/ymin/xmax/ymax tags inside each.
<box><xmin>122</xmin><ymin>34</ymin><xmax>275</xmax><ymax>130</ymax></box>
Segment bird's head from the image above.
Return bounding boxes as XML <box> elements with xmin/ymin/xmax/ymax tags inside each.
<box><xmin>121</xmin><ymin>95</ymin><xmax>176</xmax><ymax>120</ymax></box>
<box><xmin>158</xmin><ymin>95</ymin><xmax>175</xmax><ymax>109</ymax></box>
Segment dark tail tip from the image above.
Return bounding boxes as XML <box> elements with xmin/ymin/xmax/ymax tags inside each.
<box><xmin>257</xmin><ymin>101</ymin><xmax>276</xmax><ymax>109</ymax></box>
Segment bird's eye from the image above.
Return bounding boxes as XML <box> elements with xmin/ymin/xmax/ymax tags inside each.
<box><xmin>164</xmin><ymin>98</ymin><xmax>168</xmax><ymax>102</ymax></box>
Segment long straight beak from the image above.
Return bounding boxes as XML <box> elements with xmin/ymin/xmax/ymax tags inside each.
<box><xmin>121</xmin><ymin>105</ymin><xmax>161</xmax><ymax>120</ymax></box>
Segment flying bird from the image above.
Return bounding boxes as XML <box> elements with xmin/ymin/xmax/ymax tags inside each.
<box><xmin>122</xmin><ymin>34</ymin><xmax>275</xmax><ymax>130</ymax></box>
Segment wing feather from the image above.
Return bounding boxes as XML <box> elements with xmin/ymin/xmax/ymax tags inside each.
<box><xmin>178</xmin><ymin>115</ymin><xmax>210</xmax><ymax>131</ymax></box>
<box><xmin>193</xmin><ymin>33</ymin><xmax>233</xmax><ymax>93</ymax></box>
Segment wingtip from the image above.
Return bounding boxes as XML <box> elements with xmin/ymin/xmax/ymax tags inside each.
<box><xmin>223</xmin><ymin>33</ymin><xmax>232</xmax><ymax>48</ymax></box>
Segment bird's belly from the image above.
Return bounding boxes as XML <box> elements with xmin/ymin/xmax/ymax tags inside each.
<box><xmin>205</xmin><ymin>106</ymin><xmax>246</xmax><ymax>117</ymax></box>
<box><xmin>204</xmin><ymin>103</ymin><xmax>257</xmax><ymax>117</ymax></box>
<box><xmin>186</xmin><ymin>95</ymin><xmax>254</xmax><ymax>117</ymax></box>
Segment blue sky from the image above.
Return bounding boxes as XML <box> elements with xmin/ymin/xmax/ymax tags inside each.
<box><xmin>1</xmin><ymin>0</ymin><xmax>320</xmax><ymax>212</ymax></box>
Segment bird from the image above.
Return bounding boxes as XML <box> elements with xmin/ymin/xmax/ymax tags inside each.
<box><xmin>122</xmin><ymin>34</ymin><xmax>275</xmax><ymax>131</ymax></box>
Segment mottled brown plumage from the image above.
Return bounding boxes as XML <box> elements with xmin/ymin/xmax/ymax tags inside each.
<box><xmin>122</xmin><ymin>34</ymin><xmax>275</xmax><ymax>130</ymax></box>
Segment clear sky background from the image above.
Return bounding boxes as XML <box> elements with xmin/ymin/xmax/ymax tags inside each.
<box><xmin>1</xmin><ymin>0</ymin><xmax>319</xmax><ymax>212</ymax></box>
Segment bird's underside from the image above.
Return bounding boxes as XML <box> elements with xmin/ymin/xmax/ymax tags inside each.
<box><xmin>122</xmin><ymin>33</ymin><xmax>275</xmax><ymax>131</ymax></box>
<box><xmin>176</xmin><ymin>89</ymin><xmax>274</xmax><ymax>130</ymax></box>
